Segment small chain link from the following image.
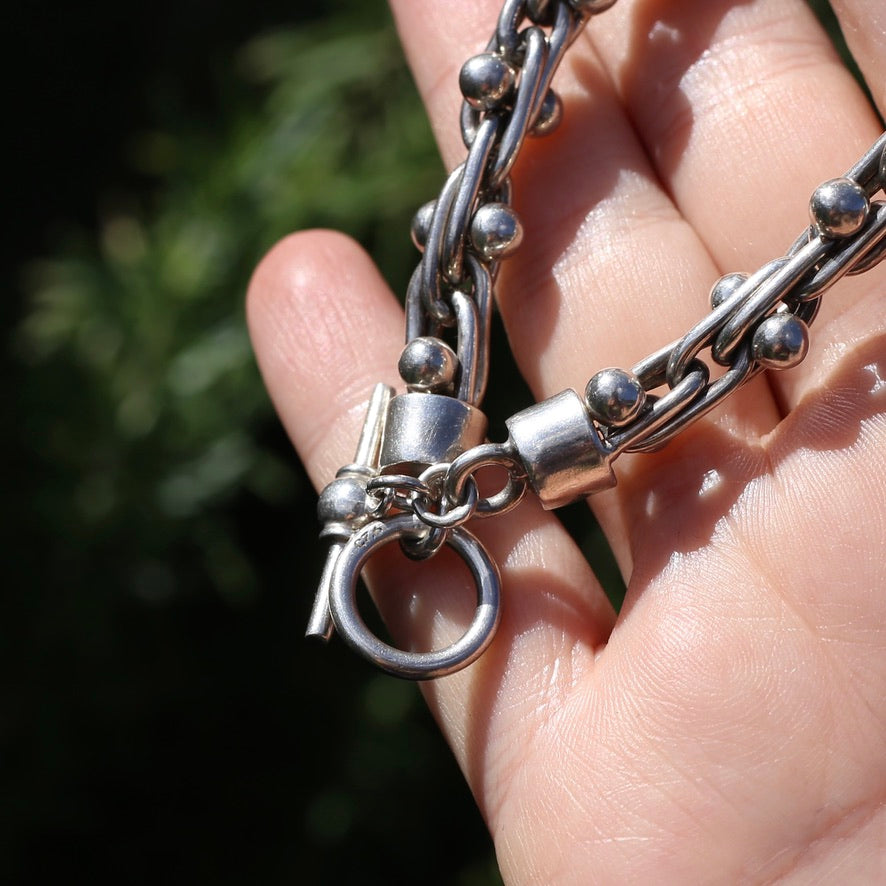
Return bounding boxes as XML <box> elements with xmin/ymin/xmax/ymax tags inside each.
<box><xmin>368</xmin><ymin>443</ymin><xmax>528</xmax><ymax>535</ymax></box>
<box><xmin>314</xmin><ymin>0</ymin><xmax>886</xmax><ymax>678</ymax></box>
<box><xmin>392</xmin><ymin>0</ymin><xmax>607</xmax><ymax>522</ymax></box>
<box><xmin>389</xmin><ymin>8</ymin><xmax>885</xmax><ymax>513</ymax></box>
<box><xmin>598</xmin><ymin>133</ymin><xmax>886</xmax><ymax>454</ymax></box>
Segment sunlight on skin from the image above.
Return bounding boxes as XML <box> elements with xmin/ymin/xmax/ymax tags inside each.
<box><xmin>864</xmin><ymin>362</ymin><xmax>886</xmax><ymax>394</ymax></box>
<box><xmin>248</xmin><ymin>0</ymin><xmax>886</xmax><ymax>881</ymax></box>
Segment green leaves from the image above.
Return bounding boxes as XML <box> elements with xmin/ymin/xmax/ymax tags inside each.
<box><xmin>17</xmin><ymin>10</ymin><xmax>439</xmax><ymax>566</ymax></box>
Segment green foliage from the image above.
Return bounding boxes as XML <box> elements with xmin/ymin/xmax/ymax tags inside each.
<box><xmin>16</xmin><ymin>14</ymin><xmax>441</xmax><ymax>603</ymax></box>
<box><xmin>7</xmin><ymin>5</ymin><xmax>501</xmax><ymax>883</ymax></box>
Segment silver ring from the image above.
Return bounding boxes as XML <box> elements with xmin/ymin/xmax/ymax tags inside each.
<box><xmin>328</xmin><ymin>514</ymin><xmax>501</xmax><ymax>679</ymax></box>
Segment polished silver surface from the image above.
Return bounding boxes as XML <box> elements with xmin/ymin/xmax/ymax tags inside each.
<box><xmin>379</xmin><ymin>393</ymin><xmax>488</xmax><ymax>474</ymax></box>
<box><xmin>506</xmin><ymin>389</ymin><xmax>616</xmax><ymax>509</ymax></box>
<box><xmin>459</xmin><ymin>52</ymin><xmax>516</xmax><ymax>110</ymax></box>
<box><xmin>308</xmin><ymin>383</ymin><xmax>394</xmax><ymax>641</ymax></box>
<box><xmin>442</xmin><ymin>116</ymin><xmax>500</xmax><ymax>284</ymax></box>
<box><xmin>796</xmin><ymin>201</ymin><xmax>886</xmax><ymax>298</ymax></box>
<box><xmin>751</xmin><ymin>313</ymin><xmax>810</xmax><ymax>369</ymax></box>
<box><xmin>470</xmin><ymin>203</ymin><xmax>524</xmax><ymax>261</ymax></box>
<box><xmin>444</xmin><ymin>442</ymin><xmax>527</xmax><ymax>518</ymax></box>
<box><xmin>413</xmin><ymin>465</ymin><xmax>480</xmax><ymax>529</ymax></box>
<box><xmin>310</xmin><ymin>0</ymin><xmax>886</xmax><ymax>679</ymax></box>
<box><xmin>810</xmin><ymin>177</ymin><xmax>870</xmax><ymax>238</ymax></box>
<box><xmin>328</xmin><ymin>514</ymin><xmax>501</xmax><ymax>679</ymax></box>
<box><xmin>399</xmin><ymin>336</ymin><xmax>459</xmax><ymax>394</ymax></box>
<box><xmin>846</xmin><ymin>131</ymin><xmax>886</xmax><ymax>191</ymax></box>
<box><xmin>451</xmin><ymin>291</ymin><xmax>480</xmax><ymax>404</ymax></box>
<box><xmin>709</xmin><ymin>272</ymin><xmax>748</xmax><ymax>310</ymax></box>
<box><xmin>317</xmin><ymin>474</ymin><xmax>372</xmax><ymax>539</ymax></box>
<box><xmin>455</xmin><ymin>257</ymin><xmax>493</xmax><ymax>405</ymax></box>
<box><xmin>585</xmin><ymin>367</ymin><xmax>646</xmax><ymax>426</ymax></box>
<box><xmin>712</xmin><ymin>237</ymin><xmax>830</xmax><ymax>365</ymax></box>
<box><xmin>608</xmin><ymin>363</ymin><xmax>710</xmax><ymax>455</ymax></box>
<box><xmin>530</xmin><ymin>88</ymin><xmax>563</xmax><ymax>135</ymax></box>
<box><xmin>410</xmin><ymin>200</ymin><xmax>435</xmax><ymax>253</ymax></box>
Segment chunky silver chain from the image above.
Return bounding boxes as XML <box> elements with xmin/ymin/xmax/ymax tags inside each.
<box><xmin>309</xmin><ymin>0</ymin><xmax>886</xmax><ymax>679</ymax></box>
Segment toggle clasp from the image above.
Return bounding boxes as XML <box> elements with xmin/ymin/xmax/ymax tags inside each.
<box><xmin>328</xmin><ymin>513</ymin><xmax>501</xmax><ymax>680</ymax></box>
<box><xmin>307</xmin><ymin>383</ymin><xmax>394</xmax><ymax>641</ymax></box>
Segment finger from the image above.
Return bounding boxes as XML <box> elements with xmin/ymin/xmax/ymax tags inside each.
<box><xmin>389</xmin><ymin>0</ymin><xmax>783</xmax><ymax>574</ymax></box>
<box><xmin>829</xmin><ymin>0</ymin><xmax>886</xmax><ymax>110</ymax></box>
<box><xmin>247</xmin><ymin>231</ymin><xmax>403</xmax><ymax>485</ymax></box>
<box><xmin>589</xmin><ymin>0</ymin><xmax>885</xmax><ymax>412</ymax></box>
<box><xmin>380</xmin><ymin>5</ymin><xmax>886</xmax><ymax>879</ymax></box>
<box><xmin>246</xmin><ymin>230</ymin><xmax>616</xmax><ymax>803</ymax></box>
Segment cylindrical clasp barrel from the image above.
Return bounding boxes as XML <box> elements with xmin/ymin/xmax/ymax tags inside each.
<box><xmin>379</xmin><ymin>393</ymin><xmax>488</xmax><ymax>474</ymax></box>
<box><xmin>505</xmin><ymin>389</ymin><xmax>616</xmax><ymax>509</ymax></box>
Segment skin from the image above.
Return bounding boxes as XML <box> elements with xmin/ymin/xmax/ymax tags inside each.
<box><xmin>247</xmin><ymin>1</ymin><xmax>886</xmax><ymax>882</ymax></box>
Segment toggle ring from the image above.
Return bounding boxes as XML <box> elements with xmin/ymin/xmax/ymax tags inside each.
<box><xmin>328</xmin><ymin>513</ymin><xmax>501</xmax><ymax>679</ymax></box>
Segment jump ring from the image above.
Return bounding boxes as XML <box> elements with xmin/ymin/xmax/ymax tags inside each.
<box><xmin>413</xmin><ymin>476</ymin><xmax>479</xmax><ymax>529</ymax></box>
<box><xmin>445</xmin><ymin>443</ymin><xmax>528</xmax><ymax>517</ymax></box>
<box><xmin>328</xmin><ymin>514</ymin><xmax>501</xmax><ymax>679</ymax></box>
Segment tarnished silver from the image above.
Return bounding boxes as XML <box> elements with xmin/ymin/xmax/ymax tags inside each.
<box><xmin>307</xmin><ymin>0</ymin><xmax>886</xmax><ymax>679</ymax></box>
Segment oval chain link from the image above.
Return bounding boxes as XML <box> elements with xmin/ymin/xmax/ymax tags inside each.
<box><xmin>314</xmin><ymin>0</ymin><xmax>886</xmax><ymax>680</ymax></box>
<box><xmin>387</xmin><ymin>5</ymin><xmax>884</xmax><ymax>517</ymax></box>
<box><xmin>603</xmin><ymin>134</ymin><xmax>886</xmax><ymax>454</ymax></box>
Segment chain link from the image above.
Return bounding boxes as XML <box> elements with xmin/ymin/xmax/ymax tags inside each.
<box><xmin>313</xmin><ymin>0</ymin><xmax>886</xmax><ymax>678</ymax></box>
<box><xmin>377</xmin><ymin>9</ymin><xmax>885</xmax><ymax>521</ymax></box>
<box><xmin>366</xmin><ymin>443</ymin><xmax>528</xmax><ymax>538</ymax></box>
<box><xmin>594</xmin><ymin>133</ymin><xmax>886</xmax><ymax>454</ymax></box>
<box><xmin>393</xmin><ymin>0</ymin><xmax>604</xmax><ymax>521</ymax></box>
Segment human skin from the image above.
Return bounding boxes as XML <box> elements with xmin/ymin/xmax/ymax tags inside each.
<box><xmin>247</xmin><ymin>1</ymin><xmax>886</xmax><ymax>882</ymax></box>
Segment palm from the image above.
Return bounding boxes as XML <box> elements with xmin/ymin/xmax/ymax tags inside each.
<box><xmin>249</xmin><ymin>0</ymin><xmax>886</xmax><ymax>881</ymax></box>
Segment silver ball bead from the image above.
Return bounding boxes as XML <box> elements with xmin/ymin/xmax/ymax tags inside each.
<box><xmin>709</xmin><ymin>272</ymin><xmax>747</xmax><ymax>309</ymax></box>
<box><xmin>317</xmin><ymin>476</ymin><xmax>369</xmax><ymax>526</ymax></box>
<box><xmin>809</xmin><ymin>177</ymin><xmax>869</xmax><ymax>238</ymax></box>
<box><xmin>398</xmin><ymin>337</ymin><xmax>459</xmax><ymax>393</ymax></box>
<box><xmin>459</xmin><ymin>53</ymin><xmax>516</xmax><ymax>111</ymax></box>
<box><xmin>531</xmin><ymin>90</ymin><xmax>563</xmax><ymax>137</ymax></box>
<box><xmin>585</xmin><ymin>367</ymin><xmax>646</xmax><ymax>426</ymax></box>
<box><xmin>411</xmin><ymin>200</ymin><xmax>436</xmax><ymax>252</ymax></box>
<box><xmin>751</xmin><ymin>313</ymin><xmax>809</xmax><ymax>370</ymax></box>
<box><xmin>470</xmin><ymin>203</ymin><xmax>523</xmax><ymax>260</ymax></box>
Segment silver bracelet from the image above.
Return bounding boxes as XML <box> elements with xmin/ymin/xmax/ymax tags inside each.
<box><xmin>306</xmin><ymin>0</ymin><xmax>886</xmax><ymax>679</ymax></box>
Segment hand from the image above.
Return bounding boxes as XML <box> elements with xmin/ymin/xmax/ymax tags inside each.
<box><xmin>247</xmin><ymin>1</ymin><xmax>886</xmax><ymax>881</ymax></box>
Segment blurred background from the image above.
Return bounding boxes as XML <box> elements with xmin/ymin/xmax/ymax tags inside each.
<box><xmin>3</xmin><ymin>0</ymin><xmax>851</xmax><ymax>882</ymax></box>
